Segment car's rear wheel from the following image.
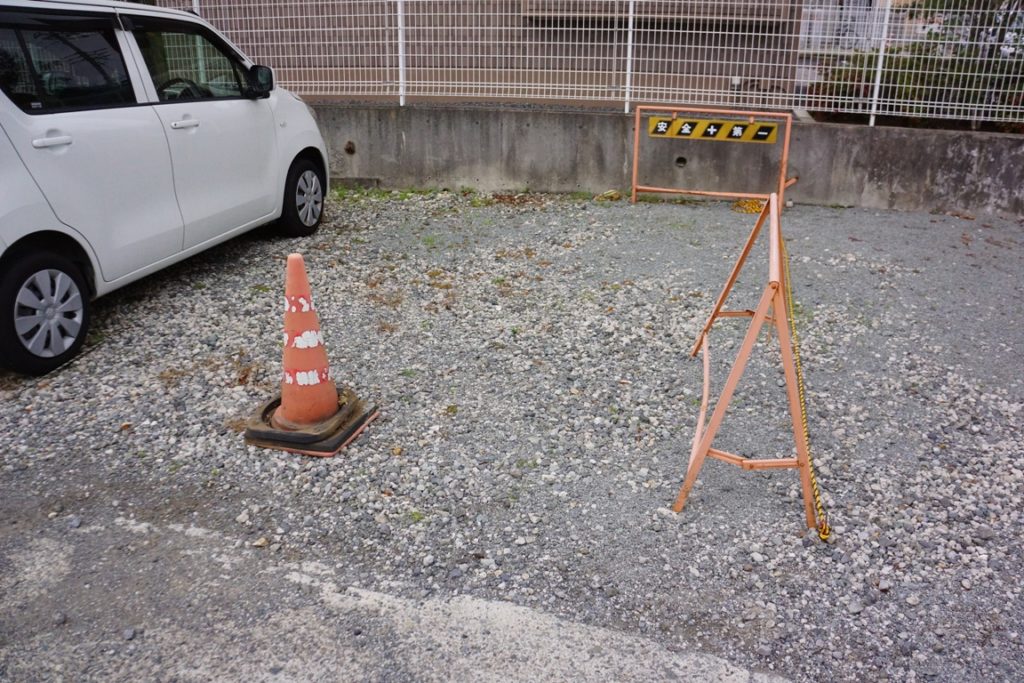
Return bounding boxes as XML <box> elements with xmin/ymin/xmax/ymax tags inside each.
<box><xmin>0</xmin><ymin>252</ymin><xmax>90</xmax><ymax>376</ymax></box>
<box><xmin>278</xmin><ymin>157</ymin><xmax>325</xmax><ymax>237</ymax></box>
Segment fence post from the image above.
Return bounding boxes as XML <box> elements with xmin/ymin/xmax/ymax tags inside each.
<box><xmin>397</xmin><ymin>0</ymin><xmax>407</xmax><ymax>106</ymax></box>
<box><xmin>868</xmin><ymin>0</ymin><xmax>893</xmax><ymax>127</ymax></box>
<box><xmin>623</xmin><ymin>0</ymin><xmax>636</xmax><ymax>114</ymax></box>
<box><xmin>191</xmin><ymin>0</ymin><xmax>200</xmax><ymax>15</ymax></box>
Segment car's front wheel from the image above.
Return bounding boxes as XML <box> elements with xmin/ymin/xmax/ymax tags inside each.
<box><xmin>278</xmin><ymin>157</ymin><xmax>326</xmax><ymax>237</ymax></box>
<box><xmin>0</xmin><ymin>252</ymin><xmax>90</xmax><ymax>376</ymax></box>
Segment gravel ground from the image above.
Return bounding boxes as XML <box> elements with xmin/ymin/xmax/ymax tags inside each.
<box><xmin>1</xmin><ymin>191</ymin><xmax>1022</xmax><ymax>682</ymax></box>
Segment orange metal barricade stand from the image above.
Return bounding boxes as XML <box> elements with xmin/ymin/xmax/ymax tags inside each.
<box><xmin>630</xmin><ymin>105</ymin><xmax>796</xmax><ymax>206</ymax></box>
<box><xmin>671</xmin><ymin>194</ymin><xmax>828</xmax><ymax>535</ymax></box>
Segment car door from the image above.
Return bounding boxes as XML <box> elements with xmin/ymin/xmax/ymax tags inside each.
<box><xmin>126</xmin><ymin>15</ymin><xmax>278</xmax><ymax>250</ymax></box>
<box><xmin>0</xmin><ymin>9</ymin><xmax>183</xmax><ymax>282</ymax></box>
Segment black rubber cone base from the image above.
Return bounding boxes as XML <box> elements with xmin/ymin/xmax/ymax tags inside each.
<box><xmin>244</xmin><ymin>386</ymin><xmax>379</xmax><ymax>457</ymax></box>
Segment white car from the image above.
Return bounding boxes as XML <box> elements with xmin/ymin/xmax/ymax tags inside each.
<box><xmin>0</xmin><ymin>0</ymin><xmax>328</xmax><ymax>374</ymax></box>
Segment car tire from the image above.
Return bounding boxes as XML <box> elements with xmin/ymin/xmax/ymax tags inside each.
<box><xmin>278</xmin><ymin>157</ymin><xmax>326</xmax><ymax>237</ymax></box>
<box><xmin>0</xmin><ymin>252</ymin><xmax>90</xmax><ymax>376</ymax></box>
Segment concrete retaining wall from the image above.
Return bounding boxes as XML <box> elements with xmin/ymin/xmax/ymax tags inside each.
<box><xmin>314</xmin><ymin>104</ymin><xmax>1024</xmax><ymax>216</ymax></box>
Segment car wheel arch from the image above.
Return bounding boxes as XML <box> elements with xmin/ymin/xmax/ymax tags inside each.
<box><xmin>293</xmin><ymin>146</ymin><xmax>327</xmax><ymax>183</ymax></box>
<box><xmin>1</xmin><ymin>232</ymin><xmax>98</xmax><ymax>299</ymax></box>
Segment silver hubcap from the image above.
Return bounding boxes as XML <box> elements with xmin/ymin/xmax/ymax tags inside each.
<box><xmin>295</xmin><ymin>170</ymin><xmax>323</xmax><ymax>227</ymax></box>
<box><xmin>13</xmin><ymin>269</ymin><xmax>83</xmax><ymax>358</ymax></box>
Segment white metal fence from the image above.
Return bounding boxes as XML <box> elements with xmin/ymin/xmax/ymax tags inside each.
<box><xmin>159</xmin><ymin>0</ymin><xmax>1024</xmax><ymax>123</ymax></box>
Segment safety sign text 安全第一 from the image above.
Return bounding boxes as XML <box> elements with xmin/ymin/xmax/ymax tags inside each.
<box><xmin>647</xmin><ymin>117</ymin><xmax>778</xmax><ymax>144</ymax></box>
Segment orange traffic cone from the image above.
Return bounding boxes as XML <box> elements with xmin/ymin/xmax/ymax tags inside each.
<box><xmin>245</xmin><ymin>253</ymin><xmax>378</xmax><ymax>456</ymax></box>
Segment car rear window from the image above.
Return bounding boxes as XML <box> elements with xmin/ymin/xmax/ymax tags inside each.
<box><xmin>0</xmin><ymin>12</ymin><xmax>133</xmax><ymax>113</ymax></box>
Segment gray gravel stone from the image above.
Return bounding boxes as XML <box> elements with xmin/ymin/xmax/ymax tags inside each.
<box><xmin>1</xmin><ymin>193</ymin><xmax>1021</xmax><ymax>683</ymax></box>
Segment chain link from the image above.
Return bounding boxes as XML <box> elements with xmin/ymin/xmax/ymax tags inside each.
<box><xmin>780</xmin><ymin>237</ymin><xmax>832</xmax><ymax>542</ymax></box>
<box><xmin>731</xmin><ymin>198</ymin><xmax>765</xmax><ymax>214</ymax></box>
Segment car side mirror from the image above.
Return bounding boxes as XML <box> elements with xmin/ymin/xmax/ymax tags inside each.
<box><xmin>247</xmin><ymin>64</ymin><xmax>274</xmax><ymax>98</ymax></box>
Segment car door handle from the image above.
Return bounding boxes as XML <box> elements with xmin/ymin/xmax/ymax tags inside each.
<box><xmin>169</xmin><ymin>119</ymin><xmax>200</xmax><ymax>130</ymax></box>
<box><xmin>32</xmin><ymin>135</ymin><xmax>73</xmax><ymax>148</ymax></box>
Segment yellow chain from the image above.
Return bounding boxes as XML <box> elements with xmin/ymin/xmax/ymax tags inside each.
<box><xmin>731</xmin><ymin>198</ymin><xmax>765</xmax><ymax>214</ymax></box>
<box><xmin>780</xmin><ymin>237</ymin><xmax>832</xmax><ymax>542</ymax></box>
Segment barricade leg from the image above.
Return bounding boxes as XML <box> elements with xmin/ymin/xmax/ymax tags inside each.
<box><xmin>672</xmin><ymin>283</ymin><xmax>776</xmax><ymax>513</ymax></box>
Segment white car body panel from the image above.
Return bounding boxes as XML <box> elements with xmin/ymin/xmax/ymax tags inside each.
<box><xmin>0</xmin><ymin>104</ymin><xmax>184</xmax><ymax>281</ymax></box>
<box><xmin>154</xmin><ymin>98</ymin><xmax>278</xmax><ymax>250</ymax></box>
<box><xmin>0</xmin><ymin>122</ymin><xmax>104</xmax><ymax>279</ymax></box>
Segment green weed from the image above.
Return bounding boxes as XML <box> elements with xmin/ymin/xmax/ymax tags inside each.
<box><xmin>334</xmin><ymin>186</ymin><xmax>436</xmax><ymax>202</ymax></box>
<box><xmin>634</xmin><ymin>193</ymin><xmax>663</xmax><ymax>204</ymax></box>
<box><xmin>470</xmin><ymin>195</ymin><xmax>495</xmax><ymax>208</ymax></box>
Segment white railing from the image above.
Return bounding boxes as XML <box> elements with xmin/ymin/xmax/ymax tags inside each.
<box><xmin>157</xmin><ymin>0</ymin><xmax>1024</xmax><ymax>123</ymax></box>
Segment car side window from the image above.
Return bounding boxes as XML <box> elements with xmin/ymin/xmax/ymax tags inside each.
<box><xmin>131</xmin><ymin>20</ymin><xmax>249</xmax><ymax>102</ymax></box>
<box><xmin>0</xmin><ymin>14</ymin><xmax>133</xmax><ymax>113</ymax></box>
<box><xmin>0</xmin><ymin>29</ymin><xmax>36</xmax><ymax>110</ymax></box>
